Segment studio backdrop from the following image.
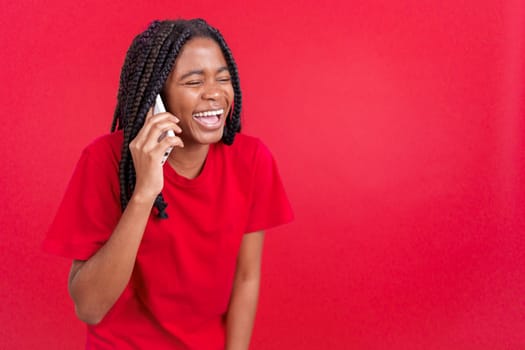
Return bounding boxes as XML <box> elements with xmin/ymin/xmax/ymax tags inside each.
<box><xmin>1</xmin><ymin>0</ymin><xmax>524</xmax><ymax>349</ymax></box>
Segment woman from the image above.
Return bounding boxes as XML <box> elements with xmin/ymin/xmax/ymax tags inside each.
<box><xmin>44</xmin><ymin>19</ymin><xmax>293</xmax><ymax>349</ymax></box>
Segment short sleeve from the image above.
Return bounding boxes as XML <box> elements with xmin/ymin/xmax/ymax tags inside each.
<box><xmin>42</xmin><ymin>140</ymin><xmax>121</xmax><ymax>260</ymax></box>
<box><xmin>244</xmin><ymin>142</ymin><xmax>294</xmax><ymax>233</ymax></box>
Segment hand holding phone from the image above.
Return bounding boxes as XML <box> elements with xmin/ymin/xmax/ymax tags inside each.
<box><xmin>154</xmin><ymin>94</ymin><xmax>175</xmax><ymax>165</ymax></box>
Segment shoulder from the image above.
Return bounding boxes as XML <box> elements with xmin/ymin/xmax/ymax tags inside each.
<box><xmin>215</xmin><ymin>133</ymin><xmax>278</xmax><ymax>185</ymax></box>
<box><xmin>81</xmin><ymin>130</ymin><xmax>124</xmax><ymax>164</ymax></box>
<box><xmin>71</xmin><ymin>131</ymin><xmax>123</xmax><ymax>179</ymax></box>
<box><xmin>222</xmin><ymin>133</ymin><xmax>273</xmax><ymax>164</ymax></box>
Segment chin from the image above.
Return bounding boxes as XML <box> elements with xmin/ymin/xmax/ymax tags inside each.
<box><xmin>195</xmin><ymin>130</ymin><xmax>224</xmax><ymax>145</ymax></box>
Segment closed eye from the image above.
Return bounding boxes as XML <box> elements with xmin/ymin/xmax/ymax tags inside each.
<box><xmin>185</xmin><ymin>80</ymin><xmax>203</xmax><ymax>86</ymax></box>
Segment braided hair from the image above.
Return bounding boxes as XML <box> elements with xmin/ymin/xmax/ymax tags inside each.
<box><xmin>110</xmin><ymin>19</ymin><xmax>242</xmax><ymax>218</ymax></box>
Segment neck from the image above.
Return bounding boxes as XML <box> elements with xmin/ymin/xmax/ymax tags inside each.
<box><xmin>167</xmin><ymin>143</ymin><xmax>210</xmax><ymax>179</ymax></box>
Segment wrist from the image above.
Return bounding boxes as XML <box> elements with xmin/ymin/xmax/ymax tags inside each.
<box><xmin>129</xmin><ymin>191</ymin><xmax>157</xmax><ymax>207</ymax></box>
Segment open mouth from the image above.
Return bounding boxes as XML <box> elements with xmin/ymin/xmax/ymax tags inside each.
<box><xmin>192</xmin><ymin>109</ymin><xmax>224</xmax><ymax>127</ymax></box>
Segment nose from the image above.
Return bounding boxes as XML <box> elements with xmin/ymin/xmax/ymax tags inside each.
<box><xmin>201</xmin><ymin>82</ymin><xmax>221</xmax><ymax>101</ymax></box>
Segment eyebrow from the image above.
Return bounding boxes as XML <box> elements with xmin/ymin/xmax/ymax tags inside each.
<box><xmin>178</xmin><ymin>66</ymin><xmax>230</xmax><ymax>80</ymax></box>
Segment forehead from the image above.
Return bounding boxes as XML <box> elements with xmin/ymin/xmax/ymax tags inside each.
<box><xmin>172</xmin><ymin>37</ymin><xmax>227</xmax><ymax>75</ymax></box>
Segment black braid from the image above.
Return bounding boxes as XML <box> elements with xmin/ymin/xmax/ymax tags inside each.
<box><xmin>110</xmin><ymin>19</ymin><xmax>242</xmax><ymax>218</ymax></box>
<box><xmin>207</xmin><ymin>24</ymin><xmax>242</xmax><ymax>145</ymax></box>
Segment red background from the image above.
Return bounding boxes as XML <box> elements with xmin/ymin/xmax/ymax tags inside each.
<box><xmin>1</xmin><ymin>0</ymin><xmax>524</xmax><ymax>349</ymax></box>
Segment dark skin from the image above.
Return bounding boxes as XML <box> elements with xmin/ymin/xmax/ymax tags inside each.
<box><xmin>68</xmin><ymin>38</ymin><xmax>263</xmax><ymax>350</ymax></box>
<box><xmin>161</xmin><ymin>37</ymin><xmax>233</xmax><ymax>179</ymax></box>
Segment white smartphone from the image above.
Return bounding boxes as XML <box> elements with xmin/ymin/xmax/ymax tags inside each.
<box><xmin>154</xmin><ymin>94</ymin><xmax>175</xmax><ymax>165</ymax></box>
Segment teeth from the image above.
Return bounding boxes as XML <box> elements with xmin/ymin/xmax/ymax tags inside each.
<box><xmin>192</xmin><ymin>109</ymin><xmax>224</xmax><ymax>118</ymax></box>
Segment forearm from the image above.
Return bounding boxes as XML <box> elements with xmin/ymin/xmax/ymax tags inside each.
<box><xmin>225</xmin><ymin>278</ymin><xmax>261</xmax><ymax>350</ymax></box>
<box><xmin>69</xmin><ymin>194</ymin><xmax>155</xmax><ymax>324</ymax></box>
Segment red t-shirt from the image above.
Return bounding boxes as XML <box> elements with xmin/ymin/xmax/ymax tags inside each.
<box><xmin>43</xmin><ymin>130</ymin><xmax>293</xmax><ymax>349</ymax></box>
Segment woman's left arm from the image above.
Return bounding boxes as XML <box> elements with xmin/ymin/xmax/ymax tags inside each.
<box><xmin>225</xmin><ymin>231</ymin><xmax>265</xmax><ymax>350</ymax></box>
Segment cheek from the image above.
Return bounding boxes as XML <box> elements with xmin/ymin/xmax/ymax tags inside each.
<box><xmin>169</xmin><ymin>91</ymin><xmax>199</xmax><ymax>116</ymax></box>
<box><xmin>225</xmin><ymin>86</ymin><xmax>235</xmax><ymax>103</ymax></box>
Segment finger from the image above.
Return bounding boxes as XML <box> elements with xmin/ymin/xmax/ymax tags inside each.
<box><xmin>162</xmin><ymin>134</ymin><xmax>184</xmax><ymax>149</ymax></box>
<box><xmin>136</xmin><ymin>123</ymin><xmax>180</xmax><ymax>153</ymax></box>
<box><xmin>134</xmin><ymin>115</ymin><xmax>180</xmax><ymax>147</ymax></box>
<box><xmin>149</xmin><ymin>135</ymin><xmax>184</xmax><ymax>161</ymax></box>
<box><xmin>142</xmin><ymin>121</ymin><xmax>182</xmax><ymax>150</ymax></box>
<box><xmin>130</xmin><ymin>133</ymin><xmax>183</xmax><ymax>167</ymax></box>
<box><xmin>156</xmin><ymin>120</ymin><xmax>182</xmax><ymax>135</ymax></box>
